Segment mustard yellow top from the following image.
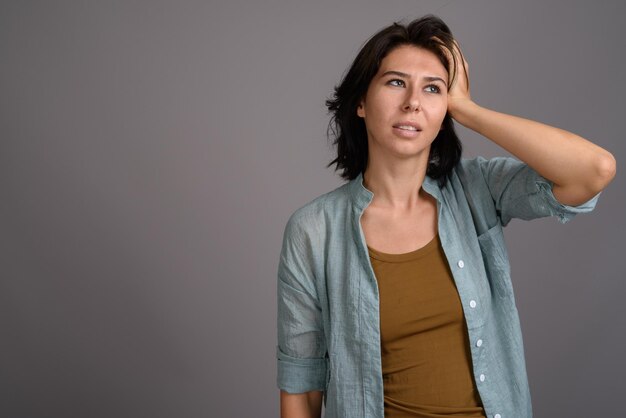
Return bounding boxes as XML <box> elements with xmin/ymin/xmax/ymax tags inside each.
<box><xmin>368</xmin><ymin>233</ymin><xmax>486</xmax><ymax>417</ymax></box>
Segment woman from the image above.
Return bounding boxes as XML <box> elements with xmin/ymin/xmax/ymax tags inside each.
<box><xmin>276</xmin><ymin>15</ymin><xmax>615</xmax><ymax>418</ymax></box>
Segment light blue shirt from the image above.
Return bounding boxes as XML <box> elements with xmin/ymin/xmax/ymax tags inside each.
<box><xmin>276</xmin><ymin>156</ymin><xmax>599</xmax><ymax>418</ymax></box>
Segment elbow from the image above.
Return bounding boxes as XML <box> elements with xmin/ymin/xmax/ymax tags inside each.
<box><xmin>591</xmin><ymin>151</ymin><xmax>617</xmax><ymax>193</ymax></box>
<box><xmin>553</xmin><ymin>150</ymin><xmax>616</xmax><ymax>206</ymax></box>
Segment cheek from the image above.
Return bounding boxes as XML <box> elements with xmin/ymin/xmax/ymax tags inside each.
<box><xmin>425</xmin><ymin>106</ymin><xmax>448</xmax><ymax>129</ymax></box>
<box><xmin>438</xmin><ymin>108</ymin><xmax>448</xmax><ymax>124</ymax></box>
<box><xmin>435</xmin><ymin>101</ymin><xmax>448</xmax><ymax>123</ymax></box>
<box><xmin>423</xmin><ymin>95</ymin><xmax>447</xmax><ymax>115</ymax></box>
<box><xmin>369</xmin><ymin>102</ymin><xmax>392</xmax><ymax>125</ymax></box>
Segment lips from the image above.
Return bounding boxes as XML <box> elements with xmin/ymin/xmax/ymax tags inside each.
<box><xmin>393</xmin><ymin>121</ymin><xmax>422</xmax><ymax>131</ymax></box>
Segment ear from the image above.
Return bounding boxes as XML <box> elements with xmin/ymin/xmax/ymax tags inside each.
<box><xmin>357</xmin><ymin>102</ymin><xmax>365</xmax><ymax>118</ymax></box>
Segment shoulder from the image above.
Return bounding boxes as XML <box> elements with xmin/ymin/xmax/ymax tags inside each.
<box><xmin>453</xmin><ymin>156</ymin><xmax>522</xmax><ymax>181</ymax></box>
<box><xmin>442</xmin><ymin>156</ymin><xmax>526</xmax><ymax>232</ymax></box>
<box><xmin>448</xmin><ymin>156</ymin><xmax>531</xmax><ymax>196</ymax></box>
<box><xmin>282</xmin><ymin>180</ymin><xmax>351</xmax><ymax>241</ymax></box>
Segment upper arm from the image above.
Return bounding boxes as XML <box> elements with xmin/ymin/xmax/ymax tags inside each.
<box><xmin>471</xmin><ymin>156</ymin><xmax>601</xmax><ymax>226</ymax></box>
<box><xmin>552</xmin><ymin>182</ymin><xmax>603</xmax><ymax>207</ymax></box>
<box><xmin>276</xmin><ymin>212</ymin><xmax>328</xmax><ymax>394</ymax></box>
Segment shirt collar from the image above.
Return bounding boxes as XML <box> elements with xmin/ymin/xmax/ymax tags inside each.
<box><xmin>347</xmin><ymin>171</ymin><xmax>443</xmax><ymax>212</ymax></box>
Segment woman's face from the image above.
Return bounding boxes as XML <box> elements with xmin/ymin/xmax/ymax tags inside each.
<box><xmin>357</xmin><ymin>44</ymin><xmax>448</xmax><ymax>163</ymax></box>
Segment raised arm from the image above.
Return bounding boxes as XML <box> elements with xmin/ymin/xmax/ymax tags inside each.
<box><xmin>444</xmin><ymin>40</ymin><xmax>616</xmax><ymax>207</ymax></box>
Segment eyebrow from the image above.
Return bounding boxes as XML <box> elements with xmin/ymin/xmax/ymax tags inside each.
<box><xmin>381</xmin><ymin>70</ymin><xmax>447</xmax><ymax>84</ymax></box>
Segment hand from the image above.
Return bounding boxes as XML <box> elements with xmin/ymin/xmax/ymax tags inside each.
<box><xmin>447</xmin><ymin>40</ymin><xmax>470</xmax><ymax>99</ymax></box>
<box><xmin>440</xmin><ymin>38</ymin><xmax>472</xmax><ymax>117</ymax></box>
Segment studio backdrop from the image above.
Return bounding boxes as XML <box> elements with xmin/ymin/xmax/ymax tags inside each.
<box><xmin>0</xmin><ymin>1</ymin><xmax>624</xmax><ymax>417</ymax></box>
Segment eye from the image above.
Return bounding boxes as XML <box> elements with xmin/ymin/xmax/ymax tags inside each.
<box><xmin>387</xmin><ymin>78</ymin><xmax>406</xmax><ymax>87</ymax></box>
<box><xmin>425</xmin><ymin>84</ymin><xmax>442</xmax><ymax>94</ymax></box>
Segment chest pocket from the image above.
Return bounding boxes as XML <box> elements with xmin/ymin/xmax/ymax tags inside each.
<box><xmin>477</xmin><ymin>224</ymin><xmax>515</xmax><ymax>300</ymax></box>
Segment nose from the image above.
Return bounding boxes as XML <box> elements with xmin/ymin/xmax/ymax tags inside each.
<box><xmin>402</xmin><ymin>91</ymin><xmax>421</xmax><ymax>112</ymax></box>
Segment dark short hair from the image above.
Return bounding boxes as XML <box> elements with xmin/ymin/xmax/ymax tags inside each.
<box><xmin>325</xmin><ymin>14</ymin><xmax>466</xmax><ymax>185</ymax></box>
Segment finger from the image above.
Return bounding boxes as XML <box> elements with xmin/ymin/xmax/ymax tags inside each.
<box><xmin>430</xmin><ymin>36</ymin><xmax>467</xmax><ymax>87</ymax></box>
<box><xmin>449</xmin><ymin>40</ymin><xmax>469</xmax><ymax>87</ymax></box>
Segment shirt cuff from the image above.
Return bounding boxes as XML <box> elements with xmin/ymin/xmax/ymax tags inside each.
<box><xmin>276</xmin><ymin>345</ymin><xmax>328</xmax><ymax>393</ymax></box>
<box><xmin>535</xmin><ymin>177</ymin><xmax>601</xmax><ymax>224</ymax></box>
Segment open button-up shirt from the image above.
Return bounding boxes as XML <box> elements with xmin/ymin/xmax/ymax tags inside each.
<box><xmin>276</xmin><ymin>156</ymin><xmax>599</xmax><ymax>418</ymax></box>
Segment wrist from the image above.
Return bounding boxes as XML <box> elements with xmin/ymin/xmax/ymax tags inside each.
<box><xmin>447</xmin><ymin>98</ymin><xmax>479</xmax><ymax>126</ymax></box>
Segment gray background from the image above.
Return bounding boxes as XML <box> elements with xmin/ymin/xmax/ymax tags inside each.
<box><xmin>1</xmin><ymin>1</ymin><xmax>624</xmax><ymax>417</ymax></box>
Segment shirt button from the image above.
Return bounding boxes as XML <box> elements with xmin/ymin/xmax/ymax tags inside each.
<box><xmin>494</xmin><ymin>414</ymin><xmax>501</xmax><ymax>418</ymax></box>
<box><xmin>458</xmin><ymin>260</ymin><xmax>465</xmax><ymax>268</ymax></box>
<box><xmin>469</xmin><ymin>300</ymin><xmax>477</xmax><ymax>308</ymax></box>
<box><xmin>476</xmin><ymin>339</ymin><xmax>483</xmax><ymax>347</ymax></box>
<box><xmin>479</xmin><ymin>374</ymin><xmax>485</xmax><ymax>382</ymax></box>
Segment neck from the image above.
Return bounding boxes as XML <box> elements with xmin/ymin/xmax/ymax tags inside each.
<box><xmin>362</xmin><ymin>157</ymin><xmax>430</xmax><ymax>211</ymax></box>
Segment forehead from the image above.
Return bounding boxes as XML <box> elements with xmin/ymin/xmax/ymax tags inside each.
<box><xmin>378</xmin><ymin>45</ymin><xmax>447</xmax><ymax>79</ymax></box>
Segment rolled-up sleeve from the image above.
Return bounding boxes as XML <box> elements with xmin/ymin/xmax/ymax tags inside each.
<box><xmin>476</xmin><ymin>156</ymin><xmax>601</xmax><ymax>226</ymax></box>
<box><xmin>276</xmin><ymin>213</ymin><xmax>328</xmax><ymax>393</ymax></box>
